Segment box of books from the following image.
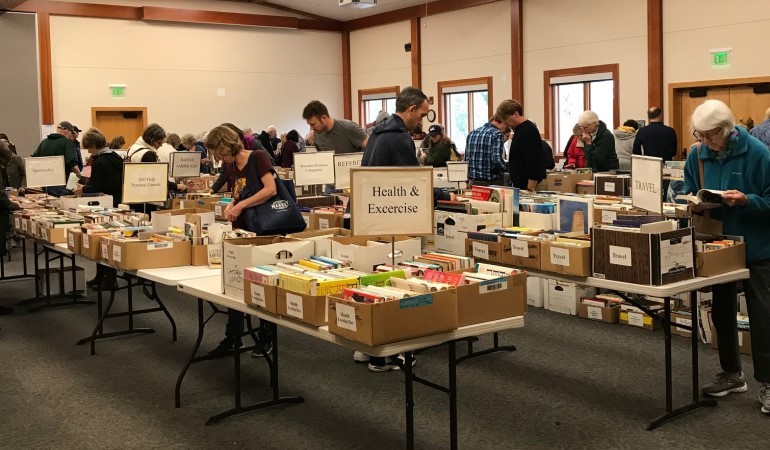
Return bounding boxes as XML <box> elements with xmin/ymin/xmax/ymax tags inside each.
<box><xmin>243</xmin><ymin>269</ymin><xmax>279</xmax><ymax>314</ymax></box>
<box><xmin>277</xmin><ymin>288</ymin><xmax>329</xmax><ymax>326</ymax></box>
<box><xmin>328</xmin><ymin>288</ymin><xmax>458</xmax><ymax>346</ymax></box>
<box><xmin>222</xmin><ymin>237</ymin><xmax>314</xmax><ymax>296</ymax></box>
<box><xmin>152</xmin><ymin>208</ymin><xmax>214</xmax><ymax>233</ymax></box>
<box><xmin>594</xmin><ymin>174</ymin><xmax>630</xmax><ymax>196</ymax></box>
<box><xmin>310</xmin><ymin>209</ymin><xmax>345</xmax><ymax>230</ymax></box>
<box><xmin>592</xmin><ymin>223</ymin><xmax>695</xmax><ymax>285</ymax></box>
<box><xmin>288</xmin><ymin>228</ymin><xmax>351</xmax><ymax>258</ymax></box>
<box><xmin>544</xmin><ymin>280</ymin><xmax>595</xmax><ymax>315</ymax></box>
<box><xmin>110</xmin><ymin>234</ymin><xmax>191</xmax><ymax>271</ymax></box>
<box><xmin>619</xmin><ymin>302</ymin><xmax>662</xmax><ymax>330</ymax></box>
<box><xmin>53</xmin><ymin>194</ymin><xmax>113</xmax><ymax>211</ymax></box>
<box><xmin>539</xmin><ymin>239</ymin><xmax>591</xmax><ymax>277</ymax></box>
<box><xmin>695</xmin><ymin>236</ymin><xmax>746</xmax><ymax>277</ymax></box>
<box><xmin>434</xmin><ymin>211</ymin><xmax>503</xmax><ymax>256</ymax></box>
<box><xmin>577</xmin><ymin>295</ymin><xmax>622</xmax><ymax>324</ymax></box>
<box><xmin>502</xmin><ymin>236</ymin><xmax>542</xmax><ymax>270</ymax></box>
<box><xmin>546</xmin><ymin>171</ymin><xmax>592</xmax><ymax>193</ymax></box>
<box><xmin>593</xmin><ymin>204</ymin><xmax>648</xmax><ymax>225</ymax></box>
<box><xmin>451</xmin><ymin>264</ymin><xmax>527</xmax><ymax>327</ymax></box>
<box><xmin>67</xmin><ymin>228</ymin><xmax>81</xmax><ymax>254</ymax></box>
<box><xmin>671</xmin><ymin>308</ymin><xmax>694</xmax><ymax>337</ymax></box>
<box><xmin>464</xmin><ymin>237</ymin><xmax>505</xmax><ymax>263</ymax></box>
<box><xmin>39</xmin><ymin>218</ymin><xmax>83</xmax><ymax>244</ymax></box>
<box><xmin>527</xmin><ymin>276</ymin><xmax>544</xmax><ymax>307</ymax></box>
<box><xmin>330</xmin><ymin>236</ymin><xmax>421</xmax><ymax>272</ymax></box>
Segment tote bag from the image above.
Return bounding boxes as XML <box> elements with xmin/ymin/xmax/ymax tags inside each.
<box><xmin>239</xmin><ymin>151</ymin><xmax>306</xmax><ymax>235</ymax></box>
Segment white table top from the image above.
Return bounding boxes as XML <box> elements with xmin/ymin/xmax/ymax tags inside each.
<box><xmin>136</xmin><ymin>266</ymin><xmax>221</xmax><ymax>286</ymax></box>
<box><xmin>177</xmin><ymin>276</ymin><xmax>525</xmax><ymax>357</ymax></box>
<box><xmin>522</xmin><ymin>267</ymin><xmax>750</xmax><ymax>297</ymax></box>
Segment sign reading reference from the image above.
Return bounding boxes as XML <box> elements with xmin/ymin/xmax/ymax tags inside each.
<box><xmin>170</xmin><ymin>151</ymin><xmax>201</xmax><ymax>178</ymax></box>
<box><xmin>122</xmin><ymin>163</ymin><xmax>169</xmax><ymax>204</ymax></box>
<box><xmin>24</xmin><ymin>156</ymin><xmax>66</xmax><ymax>188</ymax></box>
<box><xmin>333</xmin><ymin>152</ymin><xmax>363</xmax><ymax>189</ymax></box>
<box><xmin>631</xmin><ymin>155</ymin><xmax>663</xmax><ymax>214</ymax></box>
<box><xmin>294</xmin><ymin>151</ymin><xmax>336</xmax><ymax>186</ymax></box>
<box><xmin>349</xmin><ymin>167</ymin><xmax>434</xmax><ymax>236</ymax></box>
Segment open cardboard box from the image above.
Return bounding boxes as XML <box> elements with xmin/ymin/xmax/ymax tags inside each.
<box><xmin>288</xmin><ymin>227</ymin><xmax>352</xmax><ymax>258</ymax></box>
<box><xmin>539</xmin><ymin>241</ymin><xmax>591</xmax><ymax>277</ymax></box>
<box><xmin>502</xmin><ymin>237</ymin><xmax>541</xmax><ymax>269</ymax></box>
<box><xmin>277</xmin><ymin>288</ymin><xmax>328</xmax><ymax>326</ymax></box>
<box><xmin>577</xmin><ymin>303</ymin><xmax>620</xmax><ymax>324</ymax></box>
<box><xmin>244</xmin><ymin>278</ymin><xmax>278</xmax><ymax>314</ymax></box>
<box><xmin>330</xmin><ymin>236</ymin><xmax>421</xmax><ymax>272</ymax></box>
<box><xmin>450</xmin><ymin>269</ymin><xmax>527</xmax><ymax>327</ymax></box>
<box><xmin>111</xmin><ymin>234</ymin><xmax>191</xmax><ymax>270</ymax></box>
<box><xmin>464</xmin><ymin>238</ymin><xmax>505</xmax><ymax>263</ymax></box>
<box><xmin>152</xmin><ymin>208</ymin><xmax>214</xmax><ymax>233</ymax></box>
<box><xmin>696</xmin><ymin>241</ymin><xmax>746</xmax><ymax>277</ymax></box>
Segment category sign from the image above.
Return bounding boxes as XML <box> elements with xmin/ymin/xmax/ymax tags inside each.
<box><xmin>24</xmin><ymin>156</ymin><xmax>66</xmax><ymax>188</ymax></box>
<box><xmin>170</xmin><ymin>151</ymin><xmax>201</xmax><ymax>178</ymax></box>
<box><xmin>122</xmin><ymin>162</ymin><xmax>169</xmax><ymax>204</ymax></box>
<box><xmin>631</xmin><ymin>155</ymin><xmax>663</xmax><ymax>214</ymax></box>
<box><xmin>333</xmin><ymin>152</ymin><xmax>363</xmax><ymax>189</ymax></box>
<box><xmin>294</xmin><ymin>151</ymin><xmax>335</xmax><ymax>186</ymax></box>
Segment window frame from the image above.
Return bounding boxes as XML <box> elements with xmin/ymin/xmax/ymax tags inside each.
<box><xmin>543</xmin><ymin>64</ymin><xmax>619</xmax><ymax>155</ymax></box>
<box><xmin>438</xmin><ymin>76</ymin><xmax>494</xmax><ymax>149</ymax></box>
<box><xmin>358</xmin><ymin>86</ymin><xmax>399</xmax><ymax>127</ymax></box>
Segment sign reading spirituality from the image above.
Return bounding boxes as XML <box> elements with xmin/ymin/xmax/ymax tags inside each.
<box><xmin>333</xmin><ymin>152</ymin><xmax>363</xmax><ymax>189</ymax></box>
<box><xmin>24</xmin><ymin>156</ymin><xmax>66</xmax><ymax>188</ymax></box>
<box><xmin>350</xmin><ymin>167</ymin><xmax>433</xmax><ymax>236</ymax></box>
<box><xmin>170</xmin><ymin>151</ymin><xmax>201</xmax><ymax>178</ymax></box>
<box><xmin>293</xmin><ymin>151</ymin><xmax>336</xmax><ymax>186</ymax></box>
<box><xmin>122</xmin><ymin>163</ymin><xmax>169</xmax><ymax>204</ymax></box>
<box><xmin>631</xmin><ymin>155</ymin><xmax>663</xmax><ymax>214</ymax></box>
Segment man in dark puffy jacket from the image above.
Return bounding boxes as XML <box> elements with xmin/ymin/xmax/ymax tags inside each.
<box><xmin>578</xmin><ymin>110</ymin><xmax>619</xmax><ymax>172</ymax></box>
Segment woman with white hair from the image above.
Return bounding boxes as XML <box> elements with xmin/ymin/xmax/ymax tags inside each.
<box><xmin>577</xmin><ymin>110</ymin><xmax>619</xmax><ymax>171</ymax></box>
<box><xmin>684</xmin><ymin>99</ymin><xmax>770</xmax><ymax>414</ymax></box>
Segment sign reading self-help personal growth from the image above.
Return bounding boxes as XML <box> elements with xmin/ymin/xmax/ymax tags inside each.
<box><xmin>122</xmin><ymin>163</ymin><xmax>169</xmax><ymax>204</ymax></box>
<box><xmin>350</xmin><ymin>167</ymin><xmax>434</xmax><ymax>236</ymax></box>
<box><xmin>24</xmin><ymin>156</ymin><xmax>66</xmax><ymax>188</ymax></box>
<box><xmin>631</xmin><ymin>155</ymin><xmax>663</xmax><ymax>214</ymax></box>
<box><xmin>333</xmin><ymin>152</ymin><xmax>363</xmax><ymax>189</ymax></box>
<box><xmin>170</xmin><ymin>151</ymin><xmax>201</xmax><ymax>178</ymax></box>
<box><xmin>293</xmin><ymin>151</ymin><xmax>336</xmax><ymax>186</ymax></box>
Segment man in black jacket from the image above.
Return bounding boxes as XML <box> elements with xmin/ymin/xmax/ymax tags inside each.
<box><xmin>633</xmin><ymin>106</ymin><xmax>678</xmax><ymax>161</ymax></box>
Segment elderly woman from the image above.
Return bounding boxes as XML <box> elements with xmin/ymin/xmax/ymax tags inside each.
<box><xmin>0</xmin><ymin>139</ymin><xmax>26</xmax><ymax>190</ymax></box>
<box><xmin>180</xmin><ymin>133</ymin><xmax>210</xmax><ymax>174</ymax></box>
<box><xmin>683</xmin><ymin>99</ymin><xmax>770</xmax><ymax>413</ymax></box>
<box><xmin>577</xmin><ymin>110</ymin><xmax>619</xmax><ymax>171</ymax></box>
<box><xmin>564</xmin><ymin>123</ymin><xmax>587</xmax><ymax>169</ymax></box>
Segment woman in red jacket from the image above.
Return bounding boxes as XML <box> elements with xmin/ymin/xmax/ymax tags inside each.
<box><xmin>564</xmin><ymin>123</ymin><xmax>587</xmax><ymax>169</ymax></box>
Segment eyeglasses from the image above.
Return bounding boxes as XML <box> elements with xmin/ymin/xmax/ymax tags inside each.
<box><xmin>693</xmin><ymin>129</ymin><xmax>721</xmax><ymax>140</ymax></box>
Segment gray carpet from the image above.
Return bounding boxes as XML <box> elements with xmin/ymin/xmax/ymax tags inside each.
<box><xmin>1</xmin><ymin>247</ymin><xmax>768</xmax><ymax>449</ymax></box>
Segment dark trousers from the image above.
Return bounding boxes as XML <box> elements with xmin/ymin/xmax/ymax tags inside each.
<box><xmin>712</xmin><ymin>259</ymin><xmax>770</xmax><ymax>382</ymax></box>
<box><xmin>224</xmin><ymin>311</ymin><xmax>274</xmax><ymax>343</ymax></box>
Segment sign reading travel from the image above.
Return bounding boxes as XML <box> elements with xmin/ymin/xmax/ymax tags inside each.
<box><xmin>349</xmin><ymin>167</ymin><xmax>433</xmax><ymax>236</ymax></box>
<box><xmin>24</xmin><ymin>156</ymin><xmax>66</xmax><ymax>188</ymax></box>
<box><xmin>333</xmin><ymin>152</ymin><xmax>363</xmax><ymax>189</ymax></box>
<box><xmin>170</xmin><ymin>151</ymin><xmax>201</xmax><ymax>178</ymax></box>
<box><xmin>293</xmin><ymin>151</ymin><xmax>335</xmax><ymax>186</ymax></box>
<box><xmin>122</xmin><ymin>162</ymin><xmax>169</xmax><ymax>204</ymax></box>
<box><xmin>631</xmin><ymin>155</ymin><xmax>663</xmax><ymax>214</ymax></box>
<box><xmin>446</xmin><ymin>161</ymin><xmax>469</xmax><ymax>182</ymax></box>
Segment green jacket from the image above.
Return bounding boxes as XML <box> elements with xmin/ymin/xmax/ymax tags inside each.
<box><xmin>33</xmin><ymin>133</ymin><xmax>79</xmax><ymax>173</ymax></box>
<box><xmin>584</xmin><ymin>121</ymin><xmax>619</xmax><ymax>172</ymax></box>
<box><xmin>424</xmin><ymin>141</ymin><xmax>455</xmax><ymax>167</ymax></box>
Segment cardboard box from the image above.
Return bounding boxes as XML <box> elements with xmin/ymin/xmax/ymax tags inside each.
<box><xmin>276</xmin><ymin>288</ymin><xmax>328</xmax><ymax>326</ymax></box>
<box><xmin>434</xmin><ymin>211</ymin><xmax>503</xmax><ymax>256</ymax></box>
<box><xmin>81</xmin><ymin>232</ymin><xmax>112</xmax><ymax>260</ymax></box>
<box><xmin>327</xmin><ymin>289</ymin><xmax>459</xmax><ymax>346</ymax></box>
<box><xmin>671</xmin><ymin>309</ymin><xmax>694</xmax><ymax>338</ymax></box>
<box><xmin>518</xmin><ymin>211</ymin><xmax>555</xmax><ymax>231</ymax></box>
<box><xmin>577</xmin><ymin>303</ymin><xmax>620</xmax><ymax>324</ymax></box>
<box><xmin>111</xmin><ymin>238</ymin><xmax>191</xmax><ymax>270</ymax></box>
<box><xmin>152</xmin><ymin>208</ymin><xmax>215</xmax><ymax>233</ymax></box>
<box><xmin>502</xmin><ymin>237</ymin><xmax>541</xmax><ymax>269</ymax></box>
<box><xmin>465</xmin><ymin>238</ymin><xmax>505</xmax><ymax>263</ymax></box>
<box><xmin>545</xmin><ymin>279</ymin><xmax>596</xmax><ymax>315</ymax></box>
<box><xmin>453</xmin><ymin>271</ymin><xmax>527</xmax><ymax>327</ymax></box>
<box><xmin>593</xmin><ymin>205</ymin><xmax>648</xmax><ymax>225</ymax></box>
<box><xmin>244</xmin><ymin>279</ymin><xmax>278</xmax><ymax>314</ymax></box>
<box><xmin>527</xmin><ymin>276</ymin><xmax>544</xmax><ymax>307</ymax></box>
<box><xmin>37</xmin><ymin>266</ymin><xmax>85</xmax><ymax>296</ymax></box>
<box><xmin>191</xmin><ymin>244</ymin><xmax>209</xmax><ymax>266</ymax></box>
<box><xmin>696</xmin><ymin>243</ymin><xmax>746</xmax><ymax>277</ymax></box>
<box><xmin>39</xmin><ymin>226</ymin><xmax>71</xmax><ymax>244</ymax></box>
<box><xmin>67</xmin><ymin>228</ymin><xmax>81</xmax><ymax>254</ymax></box>
<box><xmin>222</xmin><ymin>237</ymin><xmax>314</xmax><ymax>296</ymax></box>
<box><xmin>620</xmin><ymin>310</ymin><xmax>661</xmax><ymax>330</ymax></box>
<box><xmin>214</xmin><ymin>201</ymin><xmax>230</xmax><ymax>221</ymax></box>
<box><xmin>594</xmin><ymin>174</ymin><xmax>630</xmax><ymax>196</ymax></box>
<box><xmin>576</xmin><ymin>183</ymin><xmax>595</xmax><ymax>195</ymax></box>
<box><xmin>53</xmin><ymin>194</ymin><xmax>113</xmax><ymax>211</ymax></box>
<box><xmin>711</xmin><ymin>326</ymin><xmax>752</xmax><ymax>355</ymax></box>
<box><xmin>546</xmin><ymin>172</ymin><xmax>593</xmax><ymax>193</ymax></box>
<box><xmin>288</xmin><ymin>228</ymin><xmax>351</xmax><ymax>258</ymax></box>
<box><xmin>99</xmin><ymin>236</ymin><xmax>113</xmax><ymax>263</ymax></box>
<box><xmin>539</xmin><ymin>241</ymin><xmax>591</xmax><ymax>277</ymax></box>
<box><xmin>330</xmin><ymin>236</ymin><xmax>421</xmax><ymax>272</ymax></box>
<box><xmin>592</xmin><ymin>226</ymin><xmax>695</xmax><ymax>285</ymax></box>
<box><xmin>311</xmin><ymin>211</ymin><xmax>344</xmax><ymax>230</ymax></box>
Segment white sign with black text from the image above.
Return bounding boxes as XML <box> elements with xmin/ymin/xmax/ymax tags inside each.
<box><xmin>24</xmin><ymin>156</ymin><xmax>66</xmax><ymax>188</ymax></box>
<box><xmin>631</xmin><ymin>155</ymin><xmax>663</xmax><ymax>214</ymax></box>
<box><xmin>446</xmin><ymin>161</ymin><xmax>469</xmax><ymax>182</ymax></box>
<box><xmin>122</xmin><ymin>163</ymin><xmax>169</xmax><ymax>204</ymax></box>
<box><xmin>170</xmin><ymin>151</ymin><xmax>201</xmax><ymax>178</ymax></box>
<box><xmin>350</xmin><ymin>167</ymin><xmax>434</xmax><ymax>236</ymax></box>
<box><xmin>293</xmin><ymin>151</ymin><xmax>336</xmax><ymax>186</ymax></box>
<box><xmin>333</xmin><ymin>152</ymin><xmax>363</xmax><ymax>189</ymax></box>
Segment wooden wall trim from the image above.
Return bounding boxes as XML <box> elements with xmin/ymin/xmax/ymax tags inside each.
<box><xmin>344</xmin><ymin>0</ymin><xmax>500</xmax><ymax>31</ymax></box>
<box><xmin>437</xmin><ymin>76</ymin><xmax>494</xmax><ymax>127</ymax></box>
<box><xmin>16</xmin><ymin>0</ymin><xmax>141</xmax><ymax>19</ymax></box>
<box><xmin>410</xmin><ymin>17</ymin><xmax>421</xmax><ymax>89</ymax></box>
<box><xmin>142</xmin><ymin>6</ymin><xmax>297</xmax><ymax>29</ymax></box>
<box><xmin>37</xmin><ymin>10</ymin><xmax>53</xmax><ymax>124</ymax></box>
<box><xmin>259</xmin><ymin>1</ymin><xmax>338</xmax><ymax>22</ymax></box>
<box><xmin>510</xmin><ymin>0</ymin><xmax>523</xmax><ymax>103</ymax></box>
<box><xmin>542</xmin><ymin>63</ymin><xmax>620</xmax><ymax>142</ymax></box>
<box><xmin>342</xmin><ymin>30</ymin><xmax>352</xmax><ymax>120</ymax></box>
<box><xmin>357</xmin><ymin>86</ymin><xmax>400</xmax><ymax>125</ymax></box>
<box><xmin>647</xmin><ymin>0</ymin><xmax>663</xmax><ymax>108</ymax></box>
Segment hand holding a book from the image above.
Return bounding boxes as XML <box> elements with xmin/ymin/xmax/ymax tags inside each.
<box><xmin>722</xmin><ymin>190</ymin><xmax>748</xmax><ymax>207</ymax></box>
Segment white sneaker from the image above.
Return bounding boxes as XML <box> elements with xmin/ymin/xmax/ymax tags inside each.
<box><xmin>353</xmin><ymin>351</ymin><xmax>370</xmax><ymax>363</ymax></box>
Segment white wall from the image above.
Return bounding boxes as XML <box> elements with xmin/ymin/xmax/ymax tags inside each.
<box><xmin>349</xmin><ymin>21</ymin><xmax>412</xmax><ymax>124</ymax></box>
<box><xmin>523</xmin><ymin>0</ymin><xmax>648</xmax><ymax>135</ymax></box>
<box><xmin>49</xmin><ymin>14</ymin><xmax>341</xmax><ymax>141</ymax></box>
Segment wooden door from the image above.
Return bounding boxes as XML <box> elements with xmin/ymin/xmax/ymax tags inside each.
<box><xmin>679</xmin><ymin>88</ymin><xmax>730</xmax><ymax>154</ymax></box>
<box><xmin>91</xmin><ymin>107</ymin><xmax>147</xmax><ymax>149</ymax></box>
<box><xmin>729</xmin><ymin>87</ymin><xmax>770</xmax><ymax>130</ymax></box>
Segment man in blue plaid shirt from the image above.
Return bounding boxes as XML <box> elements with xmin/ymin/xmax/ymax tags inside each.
<box><xmin>465</xmin><ymin>114</ymin><xmax>508</xmax><ymax>185</ymax></box>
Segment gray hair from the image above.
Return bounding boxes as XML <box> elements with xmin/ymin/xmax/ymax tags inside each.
<box><xmin>396</xmin><ymin>86</ymin><xmax>428</xmax><ymax>113</ymax></box>
<box><xmin>577</xmin><ymin>110</ymin><xmax>599</xmax><ymax>127</ymax></box>
<box><xmin>180</xmin><ymin>133</ymin><xmax>197</xmax><ymax>147</ymax></box>
<box><xmin>691</xmin><ymin>99</ymin><xmax>735</xmax><ymax>138</ymax></box>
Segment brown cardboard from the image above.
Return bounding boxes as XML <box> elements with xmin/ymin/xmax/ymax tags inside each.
<box><xmin>620</xmin><ymin>310</ymin><xmax>661</xmax><ymax>330</ymax></box>
<box><xmin>67</xmin><ymin>228</ymin><xmax>81</xmax><ymax>254</ymax></box>
<box><xmin>539</xmin><ymin>241</ymin><xmax>591</xmax><ymax>276</ymax></box>
<box><xmin>453</xmin><ymin>270</ymin><xmax>527</xmax><ymax>327</ymax></box>
<box><xmin>671</xmin><ymin>309</ymin><xmax>694</xmax><ymax>337</ymax></box>
<box><xmin>311</xmin><ymin>211</ymin><xmax>344</xmax><ymax>230</ymax></box>
<box><xmin>546</xmin><ymin>172</ymin><xmax>593</xmax><ymax>193</ymax></box>
<box><xmin>576</xmin><ymin>183</ymin><xmax>595</xmax><ymax>195</ymax></box>
<box><xmin>327</xmin><ymin>289</ymin><xmax>458</xmax><ymax>346</ymax></box>
<box><xmin>244</xmin><ymin>279</ymin><xmax>278</xmax><ymax>314</ymax></box>
<box><xmin>111</xmin><ymin>238</ymin><xmax>191</xmax><ymax>270</ymax></box>
<box><xmin>464</xmin><ymin>238</ymin><xmax>505</xmax><ymax>263</ymax></box>
<box><xmin>81</xmin><ymin>233</ymin><xmax>110</xmax><ymax>260</ymax></box>
<box><xmin>40</xmin><ymin>227</ymin><xmax>68</xmax><ymax>244</ymax></box>
<box><xmin>593</xmin><ymin>205</ymin><xmax>648</xmax><ymax>225</ymax></box>
<box><xmin>153</xmin><ymin>208</ymin><xmax>214</xmax><ymax>233</ymax></box>
<box><xmin>191</xmin><ymin>245</ymin><xmax>209</xmax><ymax>266</ymax></box>
<box><xmin>214</xmin><ymin>201</ymin><xmax>230</xmax><ymax>221</ymax></box>
<box><xmin>501</xmin><ymin>237</ymin><xmax>541</xmax><ymax>269</ymax></box>
<box><xmin>99</xmin><ymin>236</ymin><xmax>113</xmax><ymax>263</ymax></box>
<box><xmin>276</xmin><ymin>288</ymin><xmax>328</xmax><ymax>326</ymax></box>
<box><xmin>711</xmin><ymin>326</ymin><xmax>751</xmax><ymax>355</ymax></box>
<box><xmin>578</xmin><ymin>303</ymin><xmax>620</xmax><ymax>324</ymax></box>
<box><xmin>696</xmin><ymin>243</ymin><xmax>746</xmax><ymax>277</ymax></box>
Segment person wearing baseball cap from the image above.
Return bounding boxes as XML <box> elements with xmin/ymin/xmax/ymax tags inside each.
<box><xmin>33</xmin><ymin>120</ymin><xmax>82</xmax><ymax>193</ymax></box>
<box><xmin>420</xmin><ymin>124</ymin><xmax>459</xmax><ymax>167</ymax></box>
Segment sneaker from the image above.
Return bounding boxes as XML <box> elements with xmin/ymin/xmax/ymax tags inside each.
<box><xmin>368</xmin><ymin>360</ymin><xmax>400</xmax><ymax>372</ymax></box>
<box><xmin>702</xmin><ymin>371</ymin><xmax>747</xmax><ymax>397</ymax></box>
<box><xmin>251</xmin><ymin>341</ymin><xmax>273</xmax><ymax>358</ymax></box>
<box><xmin>208</xmin><ymin>337</ymin><xmax>240</xmax><ymax>357</ymax></box>
<box><xmin>367</xmin><ymin>354</ymin><xmax>416</xmax><ymax>372</ymax></box>
<box><xmin>759</xmin><ymin>384</ymin><xmax>770</xmax><ymax>414</ymax></box>
<box><xmin>353</xmin><ymin>351</ymin><xmax>370</xmax><ymax>363</ymax></box>
<box><xmin>394</xmin><ymin>354</ymin><xmax>417</xmax><ymax>369</ymax></box>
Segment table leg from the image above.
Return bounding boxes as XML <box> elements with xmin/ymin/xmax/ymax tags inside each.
<box><xmin>455</xmin><ymin>332</ymin><xmax>517</xmax><ymax>364</ymax></box>
<box><xmin>147</xmin><ymin>281</ymin><xmax>178</xmax><ymax>341</ymax></box>
<box><xmin>175</xmin><ymin>298</ymin><xmax>205</xmax><ymax>408</ymax></box>
<box><xmin>448</xmin><ymin>341</ymin><xmax>458</xmax><ymax>450</ymax></box>
<box><xmin>404</xmin><ymin>351</ymin><xmax>415</xmax><ymax>450</ymax></box>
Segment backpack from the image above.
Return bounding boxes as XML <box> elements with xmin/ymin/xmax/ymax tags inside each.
<box><xmin>448</xmin><ymin>144</ymin><xmax>461</xmax><ymax>161</ymax></box>
<box><xmin>125</xmin><ymin>147</ymin><xmax>149</xmax><ymax>162</ymax></box>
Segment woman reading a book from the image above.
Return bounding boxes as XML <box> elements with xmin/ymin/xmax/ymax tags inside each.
<box><xmin>684</xmin><ymin>99</ymin><xmax>770</xmax><ymax>412</ymax></box>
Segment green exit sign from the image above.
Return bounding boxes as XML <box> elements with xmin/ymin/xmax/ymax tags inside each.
<box><xmin>109</xmin><ymin>84</ymin><xmax>126</xmax><ymax>97</ymax></box>
<box><xmin>710</xmin><ymin>48</ymin><xmax>732</xmax><ymax>68</ymax></box>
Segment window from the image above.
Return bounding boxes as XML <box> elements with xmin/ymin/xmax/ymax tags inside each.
<box><xmin>543</xmin><ymin>64</ymin><xmax>619</xmax><ymax>155</ymax></box>
<box><xmin>358</xmin><ymin>86</ymin><xmax>399</xmax><ymax>126</ymax></box>
<box><xmin>438</xmin><ymin>77</ymin><xmax>493</xmax><ymax>155</ymax></box>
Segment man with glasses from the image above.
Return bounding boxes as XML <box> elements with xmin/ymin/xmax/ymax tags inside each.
<box><xmin>32</xmin><ymin>121</ymin><xmax>82</xmax><ymax>194</ymax></box>
<box><xmin>578</xmin><ymin>110</ymin><xmax>619</xmax><ymax>172</ymax></box>
<box><xmin>633</xmin><ymin>106</ymin><xmax>678</xmax><ymax>161</ymax></box>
